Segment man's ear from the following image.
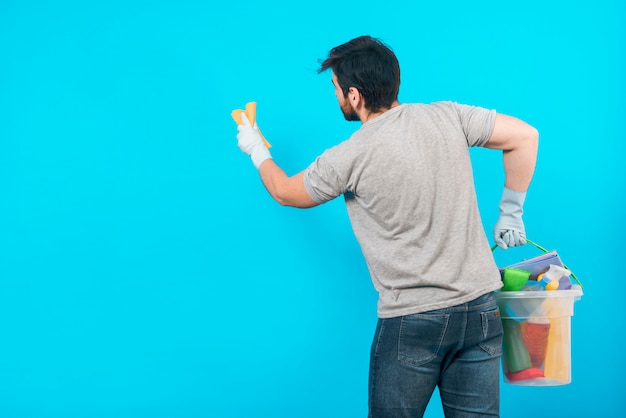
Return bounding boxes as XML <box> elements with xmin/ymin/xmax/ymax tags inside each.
<box><xmin>348</xmin><ymin>87</ymin><xmax>362</xmax><ymax>109</ymax></box>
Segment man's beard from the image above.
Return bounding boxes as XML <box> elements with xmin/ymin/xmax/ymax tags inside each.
<box><xmin>340</xmin><ymin>100</ymin><xmax>360</xmax><ymax>122</ymax></box>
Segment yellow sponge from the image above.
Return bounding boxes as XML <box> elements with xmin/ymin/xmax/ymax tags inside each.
<box><xmin>231</xmin><ymin>101</ymin><xmax>271</xmax><ymax>148</ymax></box>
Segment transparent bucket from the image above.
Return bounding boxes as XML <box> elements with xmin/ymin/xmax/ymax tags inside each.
<box><xmin>495</xmin><ymin>288</ymin><xmax>583</xmax><ymax>386</ymax></box>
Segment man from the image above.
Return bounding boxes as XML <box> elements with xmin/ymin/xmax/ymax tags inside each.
<box><xmin>235</xmin><ymin>35</ymin><xmax>538</xmax><ymax>417</ymax></box>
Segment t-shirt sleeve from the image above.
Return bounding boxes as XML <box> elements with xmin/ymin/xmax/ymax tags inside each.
<box><xmin>303</xmin><ymin>148</ymin><xmax>348</xmax><ymax>204</ymax></box>
<box><xmin>452</xmin><ymin>102</ymin><xmax>497</xmax><ymax>147</ymax></box>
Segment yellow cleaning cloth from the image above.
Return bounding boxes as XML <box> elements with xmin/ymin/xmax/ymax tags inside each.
<box><xmin>231</xmin><ymin>101</ymin><xmax>271</xmax><ymax>148</ymax></box>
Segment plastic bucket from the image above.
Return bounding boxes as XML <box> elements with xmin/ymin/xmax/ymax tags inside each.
<box><xmin>495</xmin><ymin>288</ymin><xmax>583</xmax><ymax>386</ymax></box>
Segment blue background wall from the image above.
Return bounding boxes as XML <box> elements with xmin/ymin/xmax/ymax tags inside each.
<box><xmin>1</xmin><ymin>0</ymin><xmax>624</xmax><ymax>416</ymax></box>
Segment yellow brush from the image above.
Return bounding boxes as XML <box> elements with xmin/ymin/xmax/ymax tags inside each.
<box><xmin>231</xmin><ymin>101</ymin><xmax>271</xmax><ymax>148</ymax></box>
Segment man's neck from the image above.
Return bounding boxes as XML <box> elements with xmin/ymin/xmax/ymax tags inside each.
<box><xmin>360</xmin><ymin>101</ymin><xmax>401</xmax><ymax>123</ymax></box>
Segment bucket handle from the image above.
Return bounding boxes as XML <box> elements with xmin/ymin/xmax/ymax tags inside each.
<box><xmin>491</xmin><ymin>238</ymin><xmax>583</xmax><ymax>289</ymax></box>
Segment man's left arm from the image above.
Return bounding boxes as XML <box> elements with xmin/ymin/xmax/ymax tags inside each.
<box><xmin>484</xmin><ymin>113</ymin><xmax>539</xmax><ymax>249</ymax></box>
<box><xmin>484</xmin><ymin>113</ymin><xmax>539</xmax><ymax>192</ymax></box>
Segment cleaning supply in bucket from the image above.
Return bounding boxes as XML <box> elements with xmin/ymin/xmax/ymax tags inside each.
<box><xmin>501</xmin><ymin>268</ymin><xmax>531</xmax><ymax>291</ymax></box>
<box><xmin>496</xmin><ymin>288</ymin><xmax>582</xmax><ymax>385</ymax></box>
<box><xmin>493</xmin><ymin>239</ymin><xmax>583</xmax><ymax>386</ymax></box>
<box><xmin>537</xmin><ymin>264</ymin><xmax>572</xmax><ymax>290</ymax></box>
<box><xmin>523</xmin><ymin>320</ymin><xmax>550</xmax><ymax>368</ymax></box>
<box><xmin>502</xmin><ymin>319</ymin><xmax>533</xmax><ymax>372</ymax></box>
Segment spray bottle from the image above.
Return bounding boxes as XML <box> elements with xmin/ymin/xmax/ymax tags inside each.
<box><xmin>537</xmin><ymin>264</ymin><xmax>572</xmax><ymax>290</ymax></box>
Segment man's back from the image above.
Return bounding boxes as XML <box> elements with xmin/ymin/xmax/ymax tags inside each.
<box><xmin>304</xmin><ymin>102</ymin><xmax>502</xmax><ymax>317</ymax></box>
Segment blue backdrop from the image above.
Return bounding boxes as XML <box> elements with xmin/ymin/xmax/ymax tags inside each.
<box><xmin>1</xmin><ymin>0</ymin><xmax>624</xmax><ymax>416</ymax></box>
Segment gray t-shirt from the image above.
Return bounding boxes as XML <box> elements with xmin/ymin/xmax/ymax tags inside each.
<box><xmin>304</xmin><ymin>102</ymin><xmax>502</xmax><ymax>318</ymax></box>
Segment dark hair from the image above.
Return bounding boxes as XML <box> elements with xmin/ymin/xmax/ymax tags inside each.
<box><xmin>318</xmin><ymin>35</ymin><xmax>400</xmax><ymax>113</ymax></box>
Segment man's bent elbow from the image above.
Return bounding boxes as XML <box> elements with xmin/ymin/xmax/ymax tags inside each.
<box><xmin>515</xmin><ymin>124</ymin><xmax>539</xmax><ymax>152</ymax></box>
<box><xmin>273</xmin><ymin>185</ymin><xmax>319</xmax><ymax>208</ymax></box>
<box><xmin>528</xmin><ymin>126</ymin><xmax>539</xmax><ymax>150</ymax></box>
<box><xmin>273</xmin><ymin>190</ymin><xmax>291</xmax><ymax>207</ymax></box>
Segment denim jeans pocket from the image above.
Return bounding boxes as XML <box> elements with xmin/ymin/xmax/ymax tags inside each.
<box><xmin>398</xmin><ymin>313</ymin><xmax>450</xmax><ymax>367</ymax></box>
<box><xmin>478</xmin><ymin>306</ymin><xmax>503</xmax><ymax>357</ymax></box>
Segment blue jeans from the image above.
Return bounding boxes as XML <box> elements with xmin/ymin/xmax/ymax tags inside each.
<box><xmin>368</xmin><ymin>292</ymin><xmax>503</xmax><ymax>418</ymax></box>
